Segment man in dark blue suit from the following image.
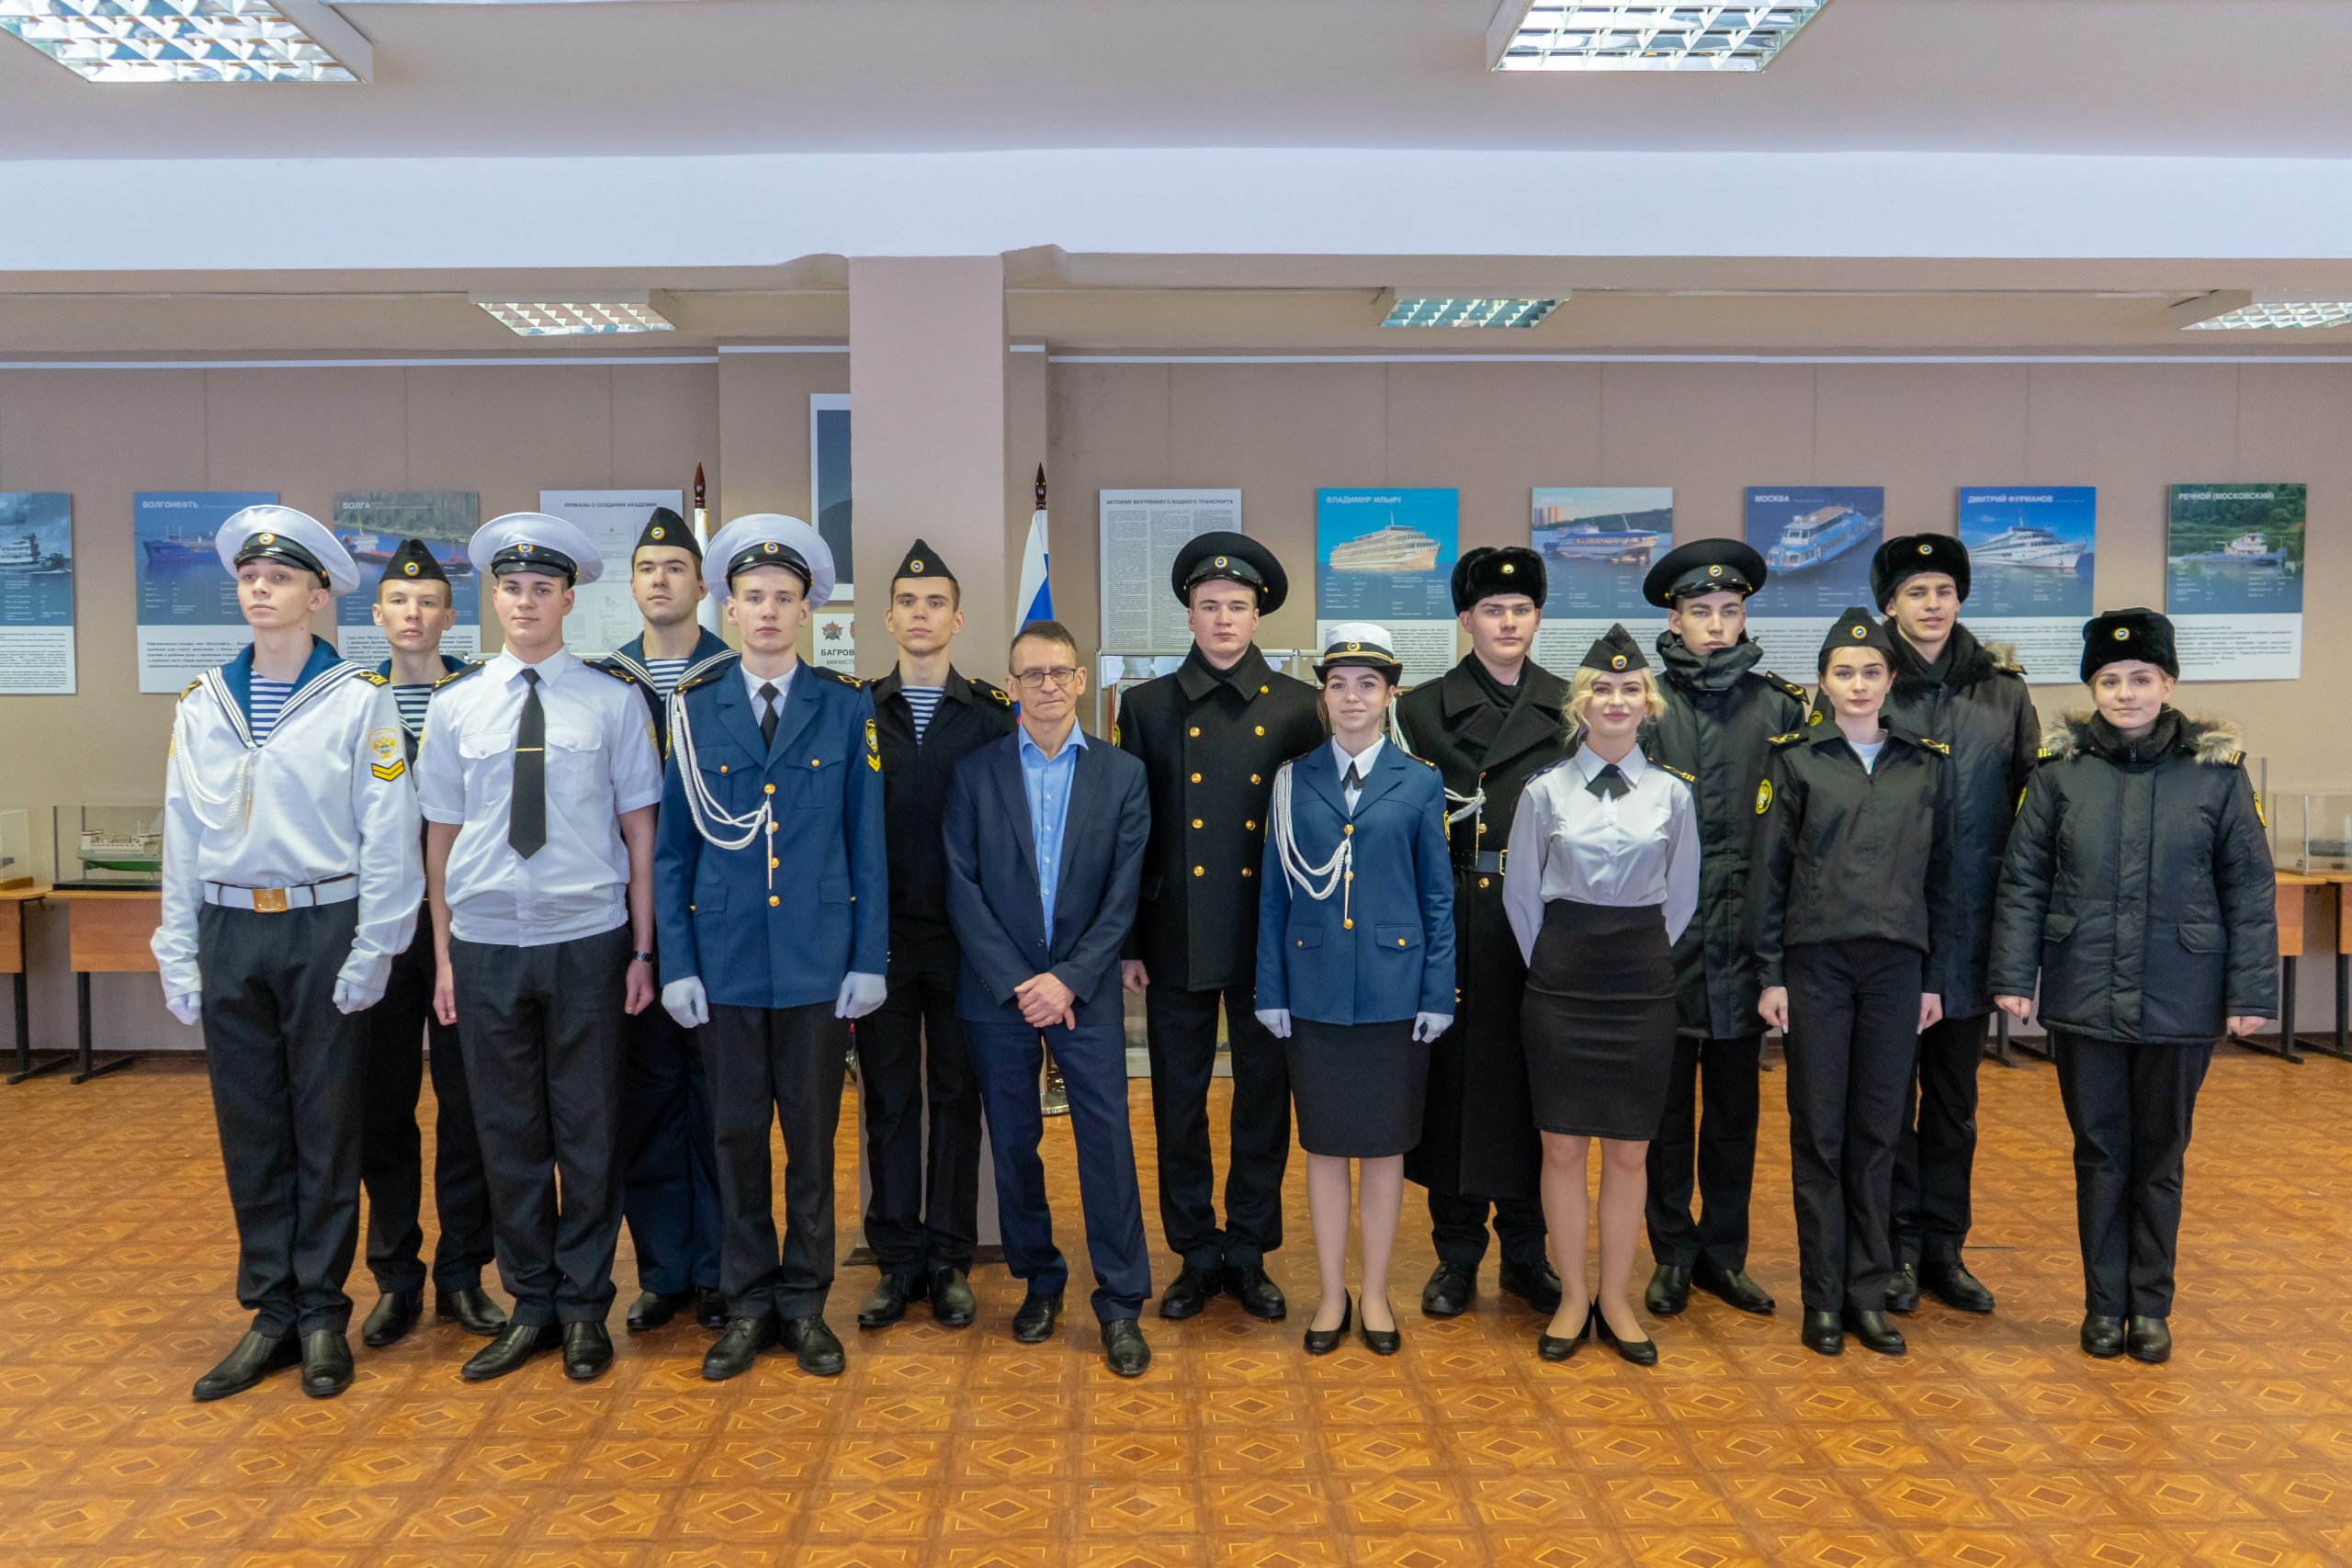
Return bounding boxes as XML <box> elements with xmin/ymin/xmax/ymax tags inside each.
<box><xmin>652</xmin><ymin>514</ymin><xmax>888</xmax><ymax>1382</ymax></box>
<box><xmin>943</xmin><ymin>620</ymin><xmax>1155</xmax><ymax>1377</ymax></box>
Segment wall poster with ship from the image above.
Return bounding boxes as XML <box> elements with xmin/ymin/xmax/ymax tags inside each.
<box><xmin>1741</xmin><ymin>485</ymin><xmax>1885</xmax><ymax>673</ymax></box>
<box><xmin>1315</xmin><ymin>487</ymin><xmax>1459</xmax><ymax>685</ymax></box>
<box><xmin>1955</xmin><ymin>486</ymin><xmax>2096</xmax><ymax>682</ymax></box>
<box><xmin>1528</xmin><ymin>486</ymin><xmax>1672</xmax><ymax>670</ymax></box>
<box><xmin>134</xmin><ymin>490</ymin><xmax>277</xmax><ymax>694</ymax></box>
<box><xmin>0</xmin><ymin>491</ymin><xmax>75</xmax><ymax>695</ymax></box>
<box><xmin>2166</xmin><ymin>482</ymin><xmax>2305</xmax><ymax>681</ymax></box>
<box><xmin>332</xmin><ymin>492</ymin><xmax>481</xmax><ymax>663</ymax></box>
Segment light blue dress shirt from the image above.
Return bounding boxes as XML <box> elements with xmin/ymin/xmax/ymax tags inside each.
<box><xmin>1019</xmin><ymin>721</ymin><xmax>1088</xmax><ymax>934</ymax></box>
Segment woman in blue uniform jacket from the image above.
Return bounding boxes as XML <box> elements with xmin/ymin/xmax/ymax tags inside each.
<box><xmin>1255</xmin><ymin>623</ymin><xmax>1455</xmax><ymax>1356</ymax></box>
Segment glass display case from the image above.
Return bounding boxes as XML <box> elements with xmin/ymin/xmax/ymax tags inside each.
<box><xmin>55</xmin><ymin>804</ymin><xmax>164</xmax><ymax>891</ymax></box>
<box><xmin>2275</xmin><ymin>792</ymin><xmax>2352</xmax><ymax>874</ymax></box>
<box><xmin>0</xmin><ymin>808</ymin><xmax>29</xmax><ymax>890</ymax></box>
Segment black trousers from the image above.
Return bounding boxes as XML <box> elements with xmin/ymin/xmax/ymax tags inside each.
<box><xmin>701</xmin><ymin>999</ymin><xmax>848</xmax><ymax>1323</ymax></box>
<box><xmin>360</xmin><ymin>924</ymin><xmax>495</xmax><ymax>1295</ymax></box>
<box><xmin>860</xmin><ymin>940</ymin><xmax>982</xmax><ymax>1278</ymax></box>
<box><xmin>450</xmin><ymin>926</ymin><xmax>629</xmax><ymax>1328</ymax></box>
<box><xmin>1429</xmin><ymin>1191</ymin><xmax>1550</xmax><ymax>1273</ymax></box>
<box><xmin>2052</xmin><ymin>1032</ymin><xmax>2213</xmax><ymax>1319</ymax></box>
<box><xmin>198</xmin><ymin>900</ymin><xmax>366</xmax><ymax>1337</ymax></box>
<box><xmin>968</xmin><ymin>1016</ymin><xmax>1152</xmax><ymax>1322</ymax></box>
<box><xmin>1644</xmin><ymin>1032</ymin><xmax>1764</xmax><ymax>1273</ymax></box>
<box><xmin>1144</xmin><ymin>982</ymin><xmax>1290</xmax><ymax>1273</ymax></box>
<box><xmin>618</xmin><ymin>998</ymin><xmax>722</xmax><ymax>1295</ymax></box>
<box><xmin>1892</xmin><ymin>1010</ymin><xmax>1989</xmax><ymax>1267</ymax></box>
<box><xmin>1783</xmin><ymin>940</ymin><xmax>1921</xmax><ymax>1314</ymax></box>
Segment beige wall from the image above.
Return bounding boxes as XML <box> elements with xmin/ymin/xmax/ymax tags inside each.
<box><xmin>1046</xmin><ymin>357</ymin><xmax>2352</xmax><ymax>795</ymax></box>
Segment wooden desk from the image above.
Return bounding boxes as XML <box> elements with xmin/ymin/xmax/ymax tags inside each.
<box><xmin>1</xmin><ymin>886</ymin><xmax>64</xmax><ymax>1085</ymax></box>
<box><xmin>2304</xmin><ymin>870</ymin><xmax>2352</xmax><ymax>1063</ymax></box>
<box><xmin>43</xmin><ymin>887</ymin><xmax>156</xmax><ymax>1084</ymax></box>
<box><xmin>2264</xmin><ymin>872</ymin><xmax>2332</xmax><ymax>1065</ymax></box>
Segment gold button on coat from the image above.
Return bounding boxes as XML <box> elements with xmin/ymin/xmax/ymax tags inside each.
<box><xmin>1188</xmin><ymin>727</ymin><xmax>1200</xmax><ymax>737</ymax></box>
<box><xmin>1193</xmin><ymin>865</ymin><xmax>1204</xmax><ymax>876</ymax></box>
<box><xmin>763</xmin><ymin>784</ymin><xmax>776</xmax><ymax>795</ymax></box>
<box><xmin>1191</xmin><ymin>773</ymin><xmax>1202</xmax><ymax>783</ymax></box>
<box><xmin>769</xmin><ymin>896</ymin><xmax>780</xmax><ymax>907</ymax></box>
<box><xmin>1192</xmin><ymin>818</ymin><xmax>1204</xmax><ymax>829</ymax></box>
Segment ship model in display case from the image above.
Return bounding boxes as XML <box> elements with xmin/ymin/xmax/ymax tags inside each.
<box><xmin>58</xmin><ymin>805</ymin><xmax>164</xmax><ymax>891</ymax></box>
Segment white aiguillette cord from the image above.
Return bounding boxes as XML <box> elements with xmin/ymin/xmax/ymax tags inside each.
<box><xmin>1387</xmin><ymin>707</ymin><xmax>1482</xmax><ymax>827</ymax></box>
<box><xmin>668</xmin><ymin>696</ymin><xmax>776</xmax><ymax>892</ymax></box>
<box><xmin>174</xmin><ymin>678</ymin><xmax>257</xmax><ymax>834</ymax></box>
<box><xmin>1268</xmin><ymin>761</ymin><xmax>1354</xmax><ymax>929</ymax></box>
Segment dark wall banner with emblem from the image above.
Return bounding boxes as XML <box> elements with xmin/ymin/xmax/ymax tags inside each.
<box><xmin>0</xmin><ymin>491</ymin><xmax>74</xmax><ymax>695</ymax></box>
<box><xmin>1314</xmin><ymin>486</ymin><xmax>1458</xmax><ymax>685</ymax></box>
<box><xmin>1741</xmin><ymin>484</ymin><xmax>1885</xmax><ymax>674</ymax></box>
<box><xmin>2165</xmin><ymin>482</ymin><xmax>2305</xmax><ymax>681</ymax></box>
<box><xmin>332</xmin><ymin>491</ymin><xmax>481</xmax><ymax>662</ymax></box>
<box><xmin>1529</xmin><ymin>485</ymin><xmax>1673</xmax><ymax>670</ymax></box>
<box><xmin>133</xmin><ymin>489</ymin><xmax>277</xmax><ymax>694</ymax></box>
<box><xmin>1955</xmin><ymin>486</ymin><xmax>2096</xmax><ymax>681</ymax></box>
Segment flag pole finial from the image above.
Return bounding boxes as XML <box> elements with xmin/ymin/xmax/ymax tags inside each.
<box><xmin>1035</xmin><ymin>464</ymin><xmax>1046</xmax><ymax>509</ymax></box>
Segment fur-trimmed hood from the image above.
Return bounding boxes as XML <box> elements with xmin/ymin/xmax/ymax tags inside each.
<box><xmin>2043</xmin><ymin>709</ymin><xmax>2244</xmax><ymax>765</ymax></box>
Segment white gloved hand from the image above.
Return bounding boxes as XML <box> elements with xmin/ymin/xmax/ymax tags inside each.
<box><xmin>332</xmin><ymin>976</ymin><xmax>385</xmax><ymax>1015</ymax></box>
<box><xmin>662</xmin><ymin>976</ymin><xmax>710</xmax><ymax>1030</ymax></box>
<box><xmin>1412</xmin><ymin>1011</ymin><xmax>1453</xmax><ymax>1043</ymax></box>
<box><xmin>1254</xmin><ymin>1007</ymin><xmax>1293</xmax><ymax>1040</ymax></box>
<box><xmin>164</xmin><ymin>991</ymin><xmax>203</xmax><ymax>1027</ymax></box>
<box><xmin>835</xmin><ymin>971</ymin><xmax>888</xmax><ymax>1021</ymax></box>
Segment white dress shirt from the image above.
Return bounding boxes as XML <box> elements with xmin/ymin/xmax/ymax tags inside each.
<box><xmin>416</xmin><ymin>646</ymin><xmax>664</xmax><ymax>947</ymax></box>
<box><xmin>1502</xmin><ymin>743</ymin><xmax>1700</xmax><ymax>964</ymax></box>
<box><xmin>153</xmin><ymin>661</ymin><xmax>423</xmax><ymax>999</ymax></box>
<box><xmin>1330</xmin><ymin>734</ymin><xmax>1385</xmax><ymax>815</ymax></box>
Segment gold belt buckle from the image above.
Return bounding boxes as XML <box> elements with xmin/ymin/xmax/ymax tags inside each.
<box><xmin>252</xmin><ymin>887</ymin><xmax>289</xmax><ymax>914</ymax></box>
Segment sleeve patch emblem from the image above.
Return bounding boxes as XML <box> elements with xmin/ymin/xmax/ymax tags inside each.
<box><xmin>865</xmin><ymin>717</ymin><xmax>881</xmax><ymax>771</ymax></box>
<box><xmin>367</xmin><ymin>728</ymin><xmax>401</xmax><ymax>765</ymax></box>
<box><xmin>1754</xmin><ymin>779</ymin><xmax>1773</xmax><ymax>815</ymax></box>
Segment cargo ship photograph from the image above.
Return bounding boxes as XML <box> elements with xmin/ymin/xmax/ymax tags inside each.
<box><xmin>140</xmin><ymin>531</ymin><xmax>213</xmax><ymax>567</ymax></box>
<box><xmin>1970</xmin><ymin>524</ymin><xmax>2083</xmax><ymax>570</ymax></box>
<box><xmin>1764</xmin><ymin>502</ymin><xmax>1879</xmax><ymax>576</ymax></box>
<box><xmin>1329</xmin><ymin>521</ymin><xmax>1442</xmax><ymax>574</ymax></box>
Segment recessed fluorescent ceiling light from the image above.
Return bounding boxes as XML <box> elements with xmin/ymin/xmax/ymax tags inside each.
<box><xmin>1380</xmin><ymin>294</ymin><xmax>1563</xmax><ymax>329</ymax></box>
<box><xmin>0</xmin><ymin>0</ymin><xmax>370</xmax><ymax>83</ymax></box>
<box><xmin>2172</xmin><ymin>290</ymin><xmax>2352</xmax><ymax>331</ymax></box>
<box><xmin>1488</xmin><ymin>1</ymin><xmax>1831</xmax><ymax>73</ymax></box>
<box><xmin>472</xmin><ymin>293</ymin><xmax>678</xmax><ymax>337</ymax></box>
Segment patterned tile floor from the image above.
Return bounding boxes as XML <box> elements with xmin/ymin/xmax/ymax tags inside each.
<box><xmin>2</xmin><ymin>1048</ymin><xmax>2350</xmax><ymax>1566</ymax></box>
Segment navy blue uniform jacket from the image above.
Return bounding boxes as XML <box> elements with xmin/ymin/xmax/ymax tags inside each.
<box><xmin>654</xmin><ymin>657</ymin><xmax>888</xmax><ymax>1009</ymax></box>
<box><xmin>941</xmin><ymin>728</ymin><xmax>1150</xmax><ymax>1031</ymax></box>
<box><xmin>1254</xmin><ymin>743</ymin><xmax>1456</xmax><ymax>1025</ymax></box>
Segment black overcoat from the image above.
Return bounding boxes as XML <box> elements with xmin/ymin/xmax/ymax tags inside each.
<box><xmin>868</xmin><ymin>666</ymin><xmax>1016</xmax><ymax>975</ymax></box>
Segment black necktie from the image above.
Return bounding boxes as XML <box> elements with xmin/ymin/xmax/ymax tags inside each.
<box><xmin>1342</xmin><ymin>762</ymin><xmax>1363</xmax><ymax>794</ymax></box>
<box><xmin>759</xmin><ymin>681</ymin><xmax>780</xmax><ymax>748</ymax></box>
<box><xmin>1587</xmin><ymin>762</ymin><xmax>1630</xmax><ymax>801</ymax></box>
<box><xmin>509</xmin><ymin>667</ymin><xmax>546</xmax><ymax>859</ymax></box>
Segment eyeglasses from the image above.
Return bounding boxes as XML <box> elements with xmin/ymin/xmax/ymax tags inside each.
<box><xmin>1011</xmin><ymin>666</ymin><xmax>1080</xmax><ymax>691</ymax></box>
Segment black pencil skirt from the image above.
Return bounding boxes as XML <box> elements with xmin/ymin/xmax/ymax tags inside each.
<box><xmin>1287</xmin><ymin>1019</ymin><xmax>1429</xmax><ymax>1158</ymax></box>
<box><xmin>1521</xmin><ymin>899</ymin><xmax>1679</xmax><ymax>1141</ymax></box>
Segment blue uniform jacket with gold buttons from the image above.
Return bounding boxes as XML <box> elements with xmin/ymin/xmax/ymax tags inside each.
<box><xmin>653</xmin><ymin>657</ymin><xmax>888</xmax><ymax>1009</ymax></box>
<box><xmin>1254</xmin><ymin>742</ymin><xmax>1455</xmax><ymax>1025</ymax></box>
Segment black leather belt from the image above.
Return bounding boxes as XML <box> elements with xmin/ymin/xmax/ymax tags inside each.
<box><xmin>1454</xmin><ymin>851</ymin><xmax>1505</xmax><ymax>874</ymax></box>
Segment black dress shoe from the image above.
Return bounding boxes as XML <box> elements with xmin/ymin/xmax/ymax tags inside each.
<box><xmin>298</xmin><ymin>1329</ymin><xmax>354</xmax><ymax>1397</ymax></box>
<box><xmin>1159</xmin><ymin>1266</ymin><xmax>1213</xmax><ymax>1321</ymax></box>
<box><xmin>361</xmin><ymin>1291</ymin><xmax>422</xmax><ymax>1348</ymax></box>
<box><xmin>1884</xmin><ymin>1263</ymin><xmax>1921</xmax><ymax>1314</ymax></box>
<box><xmin>461</xmin><ymin>1323</ymin><xmax>561</xmax><ymax>1382</ymax></box>
<box><xmin>1225</xmin><ymin>1263</ymin><xmax>1287</xmax><ymax>1321</ymax></box>
<box><xmin>1920</xmin><ymin>1258</ymin><xmax>1996</xmax><ymax>1314</ymax></box>
<box><xmin>562</xmin><ymin>1322</ymin><xmax>613</xmax><ymax>1382</ymax></box>
<box><xmin>1012</xmin><ymin>1292</ymin><xmax>1063</xmax><ymax>1344</ymax></box>
<box><xmin>2080</xmin><ymin>1313</ymin><xmax>2126</xmax><ymax>1359</ymax></box>
<box><xmin>929</xmin><ymin>1267</ymin><xmax>978</xmax><ymax>1328</ymax></box>
<box><xmin>1101</xmin><ymin>1317</ymin><xmax>1152</xmax><ymax>1377</ymax></box>
<box><xmin>1801</xmin><ymin>1309</ymin><xmax>1845</xmax><ymax>1357</ymax></box>
<box><xmin>2126</xmin><ymin>1315</ymin><xmax>2172</xmax><ymax>1364</ymax></box>
<box><xmin>1593</xmin><ymin>1312</ymin><xmax>1657</xmax><ymax>1368</ymax></box>
<box><xmin>703</xmin><ymin>1315</ymin><xmax>777</xmax><ymax>1381</ymax></box>
<box><xmin>626</xmin><ymin>1289</ymin><xmax>694</xmax><ymax>1333</ymax></box>
<box><xmin>1693</xmin><ymin>1264</ymin><xmax>1776</xmax><ymax>1315</ymax></box>
<box><xmin>1842</xmin><ymin>1308</ymin><xmax>1907</xmax><ymax>1357</ymax></box>
<box><xmin>1498</xmin><ymin>1258</ymin><xmax>1564</xmax><ymax>1314</ymax></box>
<box><xmin>858</xmin><ymin>1273</ymin><xmax>919</xmax><ymax>1329</ymax></box>
<box><xmin>783</xmin><ymin>1314</ymin><xmax>846</xmax><ymax>1376</ymax></box>
<box><xmin>1644</xmin><ymin>1264</ymin><xmax>1692</xmax><ymax>1317</ymax></box>
<box><xmin>1303</xmin><ymin>1294</ymin><xmax>1352</xmax><ymax>1356</ymax></box>
<box><xmin>192</xmin><ymin>1330</ymin><xmax>300</xmax><ymax>1403</ymax></box>
<box><xmin>695</xmin><ymin>1287</ymin><xmax>728</xmax><ymax>1331</ymax></box>
<box><xmin>1420</xmin><ymin>1261</ymin><xmax>1474</xmax><ymax>1318</ymax></box>
<box><xmin>1536</xmin><ymin>1309</ymin><xmax>1589</xmax><ymax>1363</ymax></box>
<box><xmin>1357</xmin><ymin>1297</ymin><xmax>1400</xmax><ymax>1357</ymax></box>
<box><xmin>436</xmin><ymin>1286</ymin><xmax>508</xmax><ymax>1337</ymax></box>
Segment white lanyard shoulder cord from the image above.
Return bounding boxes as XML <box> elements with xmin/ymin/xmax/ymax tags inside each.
<box><xmin>1387</xmin><ymin>705</ymin><xmax>1483</xmax><ymax>827</ymax></box>
<box><xmin>1269</xmin><ymin>761</ymin><xmax>1355</xmax><ymax>928</ymax></box>
<box><xmin>668</xmin><ymin>696</ymin><xmax>778</xmax><ymax>891</ymax></box>
<box><xmin>173</xmin><ymin>682</ymin><xmax>256</xmax><ymax>834</ymax></box>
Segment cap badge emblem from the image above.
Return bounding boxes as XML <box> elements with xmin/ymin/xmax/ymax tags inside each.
<box><xmin>518</xmin><ymin>543</ymin><xmax>534</xmax><ymax>554</ymax></box>
<box><xmin>2114</xmin><ymin>626</ymin><xmax>2130</xmax><ymax>640</ymax></box>
<box><xmin>403</xmin><ymin>561</ymin><xmax>419</xmax><ymax>577</ymax></box>
<box><xmin>763</xmin><ymin>542</ymin><xmax>779</xmax><ymax>554</ymax></box>
<box><xmin>910</xmin><ymin>559</ymin><xmax>924</xmax><ymax>572</ymax></box>
<box><xmin>1346</xmin><ymin>641</ymin><xmax>1361</xmax><ymax>652</ymax></box>
<box><xmin>650</xmin><ymin>525</ymin><xmax>664</xmax><ymax>539</ymax></box>
<box><xmin>257</xmin><ymin>532</ymin><xmax>276</xmax><ymax>545</ymax></box>
<box><xmin>1708</xmin><ymin>564</ymin><xmax>1724</xmax><ymax>578</ymax></box>
<box><xmin>1852</xmin><ymin>626</ymin><xmax>1867</xmax><ymax>638</ymax></box>
<box><xmin>1918</xmin><ymin>542</ymin><xmax>1933</xmax><ymax>555</ymax></box>
<box><xmin>1214</xmin><ymin>556</ymin><xmax>1228</xmax><ymax>569</ymax></box>
<box><xmin>1611</xmin><ymin>654</ymin><xmax>1627</xmax><ymax>670</ymax></box>
<box><xmin>1501</xmin><ymin>562</ymin><xmax>1515</xmax><ymax>574</ymax></box>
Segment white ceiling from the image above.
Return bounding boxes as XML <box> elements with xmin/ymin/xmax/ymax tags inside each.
<box><xmin>4</xmin><ymin>0</ymin><xmax>2351</xmax><ymax>162</ymax></box>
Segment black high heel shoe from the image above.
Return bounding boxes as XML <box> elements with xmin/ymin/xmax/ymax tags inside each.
<box><xmin>1358</xmin><ymin>1297</ymin><xmax>1400</xmax><ymax>1356</ymax></box>
<box><xmin>1593</xmin><ymin>1309</ymin><xmax>1658</xmax><ymax>1367</ymax></box>
<box><xmin>1303</xmin><ymin>1294</ymin><xmax>1353</xmax><ymax>1356</ymax></box>
<box><xmin>1536</xmin><ymin>1307</ymin><xmax>1590</xmax><ymax>1362</ymax></box>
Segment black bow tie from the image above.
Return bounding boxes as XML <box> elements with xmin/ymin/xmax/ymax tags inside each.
<box><xmin>1587</xmin><ymin>762</ymin><xmax>1630</xmax><ymax>801</ymax></box>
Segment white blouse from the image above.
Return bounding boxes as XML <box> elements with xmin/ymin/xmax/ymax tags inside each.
<box><xmin>1502</xmin><ymin>744</ymin><xmax>1700</xmax><ymax>964</ymax></box>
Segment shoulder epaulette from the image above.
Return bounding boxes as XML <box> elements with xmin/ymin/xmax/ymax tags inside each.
<box><xmin>592</xmin><ymin>662</ymin><xmax>637</xmax><ymax>684</ymax></box>
<box><xmin>1525</xmin><ymin>757</ymin><xmax>1572</xmax><ymax>784</ymax></box>
<box><xmin>973</xmin><ymin>679</ymin><xmax>1012</xmax><ymax>708</ymax></box>
<box><xmin>1764</xmin><ymin>672</ymin><xmax>1807</xmax><ymax>703</ymax></box>
<box><xmin>356</xmin><ymin>668</ymin><xmax>389</xmax><ymax>686</ymax></box>
<box><xmin>1655</xmin><ymin>761</ymin><xmax>1697</xmax><ymax>784</ymax></box>
<box><xmin>674</xmin><ymin>665</ymin><xmax>729</xmax><ymax>697</ymax></box>
<box><xmin>1404</xmin><ymin>750</ymin><xmax>1435</xmax><ymax>769</ymax></box>
<box><xmin>1918</xmin><ymin>737</ymin><xmax>1951</xmax><ymax>755</ymax></box>
<box><xmin>810</xmin><ymin>664</ymin><xmax>861</xmax><ymax>689</ymax></box>
<box><xmin>180</xmin><ymin>678</ymin><xmax>201</xmax><ymax>698</ymax></box>
<box><xmin>2036</xmin><ymin>745</ymin><xmax>2059</xmax><ymax>761</ymax></box>
<box><xmin>433</xmin><ymin>662</ymin><xmax>487</xmax><ymax>690</ymax></box>
<box><xmin>1769</xmin><ymin>730</ymin><xmax>1805</xmax><ymax>747</ymax></box>
<box><xmin>2229</xmin><ymin>750</ymin><xmax>2246</xmax><ymax>767</ymax></box>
